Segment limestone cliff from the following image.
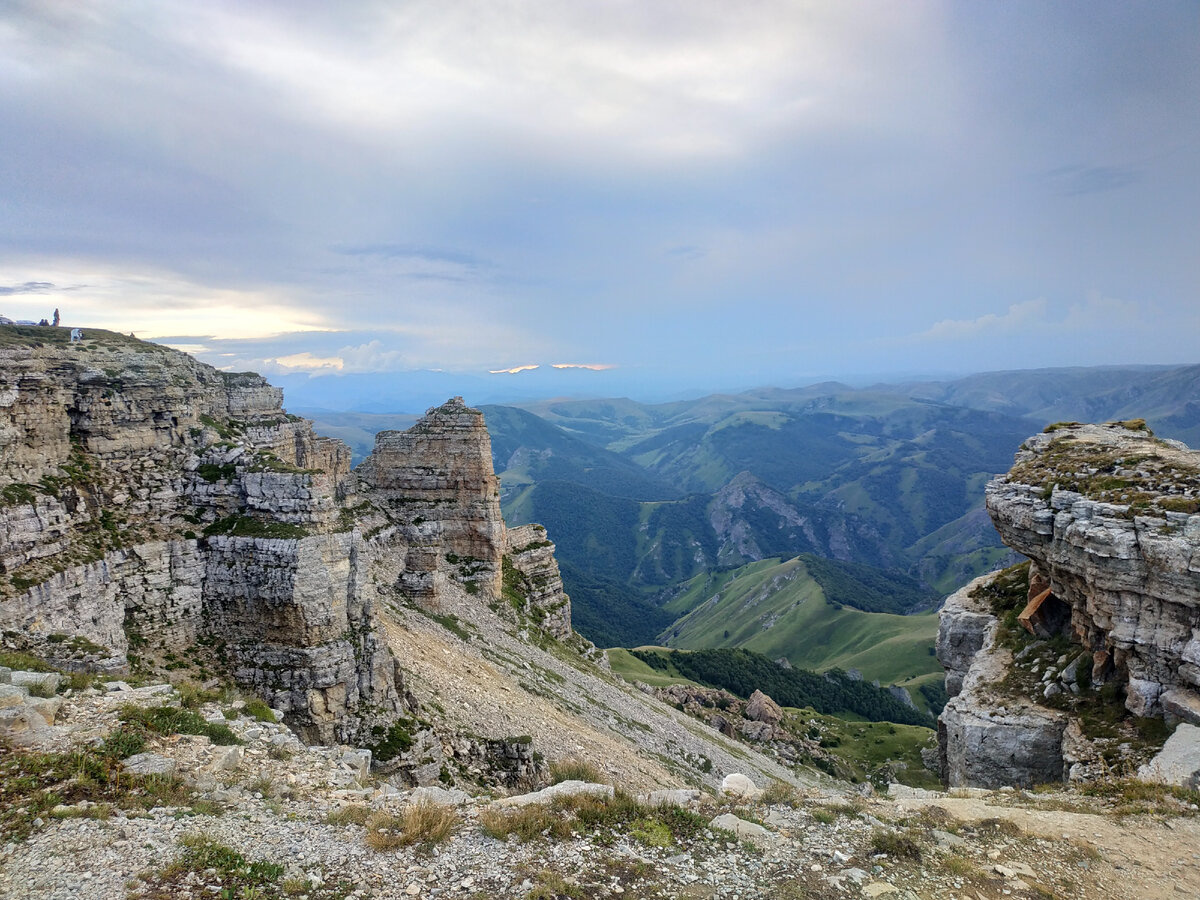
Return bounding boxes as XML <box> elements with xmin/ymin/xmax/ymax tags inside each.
<box><xmin>937</xmin><ymin>422</ymin><xmax>1200</xmax><ymax>787</ymax></box>
<box><xmin>0</xmin><ymin>328</ymin><xmax>572</xmax><ymax>746</ymax></box>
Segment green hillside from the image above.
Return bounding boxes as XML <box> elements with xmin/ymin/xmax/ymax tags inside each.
<box><xmin>482</xmin><ymin>404</ymin><xmax>679</xmax><ymax>503</ymax></box>
<box><xmin>657</xmin><ymin>556</ymin><xmax>940</xmax><ymax>687</ymax></box>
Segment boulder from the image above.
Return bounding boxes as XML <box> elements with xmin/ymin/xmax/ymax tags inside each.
<box><xmin>744</xmin><ymin>689</ymin><xmax>783</xmax><ymax>725</ymax></box>
<box><xmin>720</xmin><ymin>772</ymin><xmax>760</xmax><ymax>800</ymax></box>
<box><xmin>122</xmin><ymin>753</ymin><xmax>177</xmax><ymax>777</ymax></box>
<box><xmin>1137</xmin><ymin>723</ymin><xmax>1200</xmax><ymax>789</ymax></box>
<box><xmin>492</xmin><ymin>779</ymin><xmax>613</xmax><ymax>808</ymax></box>
<box><xmin>709</xmin><ymin>813</ymin><xmax>777</xmax><ymax>847</ymax></box>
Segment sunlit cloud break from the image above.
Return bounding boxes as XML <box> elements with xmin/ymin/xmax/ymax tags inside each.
<box><xmin>489</xmin><ymin>364</ymin><xmax>540</xmax><ymax>375</ymax></box>
<box><xmin>551</xmin><ymin>363</ymin><xmax>616</xmax><ymax>371</ymax></box>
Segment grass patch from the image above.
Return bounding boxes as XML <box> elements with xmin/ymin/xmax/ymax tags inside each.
<box><xmin>548</xmin><ymin>757</ymin><xmax>605</xmax><ymax>785</ymax></box>
<box><xmin>0</xmin><ymin>743</ymin><xmax>198</xmax><ymax>842</ymax></box>
<box><xmin>364</xmin><ymin>800</ymin><xmax>458</xmax><ymax>851</ymax></box>
<box><xmin>132</xmin><ymin>834</ymin><xmax>283</xmax><ymax>899</ymax></box>
<box><xmin>325</xmin><ymin>804</ymin><xmax>372</xmax><ymax>826</ymax></box>
<box><xmin>242</xmin><ymin>697</ymin><xmax>277</xmax><ymax>722</ymax></box>
<box><xmin>870</xmin><ymin>827</ymin><xmax>924</xmax><ymax>861</ymax></box>
<box><xmin>119</xmin><ymin>704</ymin><xmax>242</xmax><ymax>745</ymax></box>
<box><xmin>759</xmin><ymin>778</ymin><xmax>801</xmax><ymax>807</ymax></box>
<box><xmin>1078</xmin><ymin>778</ymin><xmax>1200</xmax><ymax>817</ymax></box>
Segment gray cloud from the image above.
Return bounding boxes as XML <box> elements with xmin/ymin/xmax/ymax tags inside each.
<box><xmin>0</xmin><ymin>282</ymin><xmax>56</xmax><ymax>295</ymax></box>
<box><xmin>0</xmin><ymin>1</ymin><xmax>1196</xmax><ymax>389</ymax></box>
<box><xmin>1043</xmin><ymin>164</ymin><xmax>1140</xmax><ymax>196</ymax></box>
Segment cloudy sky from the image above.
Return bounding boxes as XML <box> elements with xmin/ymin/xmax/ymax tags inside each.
<box><xmin>2</xmin><ymin>1</ymin><xmax>1198</xmax><ymax>406</ymax></box>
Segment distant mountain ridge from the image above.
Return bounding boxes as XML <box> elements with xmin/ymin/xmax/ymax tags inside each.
<box><xmin>303</xmin><ymin>363</ymin><xmax>1200</xmax><ymax>651</ymax></box>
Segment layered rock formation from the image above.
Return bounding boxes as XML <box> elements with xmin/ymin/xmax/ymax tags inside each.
<box><xmin>359</xmin><ymin>397</ymin><xmax>506</xmax><ymax>602</ymax></box>
<box><xmin>938</xmin><ymin>422</ymin><xmax>1200</xmax><ymax>787</ymax></box>
<box><xmin>504</xmin><ymin>523</ymin><xmax>572</xmax><ymax>639</ymax></box>
<box><xmin>987</xmin><ymin>423</ymin><xmax>1200</xmax><ymax>722</ymax></box>
<box><xmin>936</xmin><ymin>577</ymin><xmax>1071</xmax><ymax>788</ymax></box>
<box><xmin>0</xmin><ymin>328</ymin><xmax>572</xmax><ymax>746</ymax></box>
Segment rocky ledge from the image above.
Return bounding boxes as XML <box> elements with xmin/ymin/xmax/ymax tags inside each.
<box><xmin>0</xmin><ymin>330</ymin><xmax>572</xmax><ymax>750</ymax></box>
<box><xmin>986</xmin><ymin>422</ymin><xmax>1200</xmax><ymax>722</ymax></box>
<box><xmin>937</xmin><ymin>422</ymin><xmax>1200</xmax><ymax>789</ymax></box>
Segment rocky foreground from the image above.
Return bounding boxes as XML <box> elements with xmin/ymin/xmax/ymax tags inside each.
<box><xmin>3</xmin><ymin>671</ymin><xmax>1199</xmax><ymax>900</ymax></box>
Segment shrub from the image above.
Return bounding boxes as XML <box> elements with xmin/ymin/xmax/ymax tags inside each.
<box><xmin>365</xmin><ymin>800</ymin><xmax>457</xmax><ymax>850</ymax></box>
<box><xmin>870</xmin><ymin>827</ymin><xmax>923</xmax><ymax>861</ymax></box>
<box><xmin>480</xmin><ymin>804</ymin><xmax>570</xmax><ymax>842</ymax></box>
<box><xmin>242</xmin><ymin>698</ymin><xmax>277</xmax><ymax>723</ymax></box>
<box><xmin>759</xmin><ymin>779</ymin><xmax>800</xmax><ymax>807</ymax></box>
<box><xmin>119</xmin><ymin>704</ymin><xmax>242</xmax><ymax>746</ymax></box>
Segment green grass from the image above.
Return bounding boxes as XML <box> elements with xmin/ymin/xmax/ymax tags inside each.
<box><xmin>604</xmin><ymin>647</ymin><xmax>706</xmax><ymax>688</ymax></box>
<box><xmin>787</xmin><ymin>707</ymin><xmax>941</xmax><ymax>789</ymax></box>
<box><xmin>119</xmin><ymin>705</ymin><xmax>242</xmax><ymax>745</ymax></box>
<box><xmin>659</xmin><ymin>556</ymin><xmax>940</xmax><ymax>685</ymax></box>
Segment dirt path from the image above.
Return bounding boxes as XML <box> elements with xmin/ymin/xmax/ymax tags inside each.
<box><xmin>890</xmin><ymin>794</ymin><xmax>1200</xmax><ymax>899</ymax></box>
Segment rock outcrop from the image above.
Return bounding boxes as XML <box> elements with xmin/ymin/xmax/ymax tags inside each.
<box><xmin>504</xmin><ymin>523</ymin><xmax>572</xmax><ymax>639</ymax></box>
<box><xmin>937</xmin><ymin>422</ymin><xmax>1200</xmax><ymax>788</ymax></box>
<box><xmin>0</xmin><ymin>327</ymin><xmax>572</xmax><ymax>746</ymax></box>
<box><xmin>936</xmin><ymin>579</ymin><xmax>1070</xmax><ymax>788</ymax></box>
<box><xmin>986</xmin><ymin>423</ymin><xmax>1200</xmax><ymax>722</ymax></box>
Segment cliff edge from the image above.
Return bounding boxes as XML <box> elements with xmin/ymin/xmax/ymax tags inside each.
<box><xmin>938</xmin><ymin>421</ymin><xmax>1200</xmax><ymax>787</ymax></box>
<box><xmin>0</xmin><ymin>327</ymin><xmax>572</xmax><ymax>747</ymax></box>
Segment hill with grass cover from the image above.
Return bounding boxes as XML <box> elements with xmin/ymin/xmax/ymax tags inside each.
<box><xmin>633</xmin><ymin>647</ymin><xmax>932</xmax><ymax>727</ymax></box>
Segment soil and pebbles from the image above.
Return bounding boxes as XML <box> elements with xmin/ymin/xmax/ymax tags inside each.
<box><xmin>2</xmin><ymin>680</ymin><xmax>1199</xmax><ymax>900</ymax></box>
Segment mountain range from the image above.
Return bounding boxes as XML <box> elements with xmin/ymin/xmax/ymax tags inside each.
<box><xmin>305</xmin><ymin>363</ymin><xmax>1200</xmax><ymax>650</ymax></box>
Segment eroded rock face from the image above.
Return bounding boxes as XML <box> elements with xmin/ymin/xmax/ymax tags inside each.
<box><xmin>936</xmin><ymin>574</ymin><xmax>999</xmax><ymax>699</ymax></box>
<box><xmin>936</xmin><ymin>577</ymin><xmax>1068</xmax><ymax>788</ymax></box>
<box><xmin>0</xmin><ymin>330</ymin><xmax>575</xmax><ymax>746</ymax></box>
<box><xmin>505</xmin><ymin>523</ymin><xmax>572</xmax><ymax>639</ymax></box>
<box><xmin>362</xmin><ymin>397</ymin><xmax>506</xmax><ymax>603</ymax></box>
<box><xmin>986</xmin><ymin>423</ymin><xmax>1200</xmax><ymax>722</ymax></box>
<box><xmin>0</xmin><ymin>330</ymin><xmax>402</xmax><ymax>743</ymax></box>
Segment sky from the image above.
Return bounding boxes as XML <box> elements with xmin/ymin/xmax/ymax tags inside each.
<box><xmin>2</xmin><ymin>1</ymin><xmax>1198</xmax><ymax>410</ymax></box>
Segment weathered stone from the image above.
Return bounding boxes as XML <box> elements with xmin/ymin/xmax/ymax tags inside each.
<box><xmin>208</xmin><ymin>746</ymin><xmax>244</xmax><ymax>773</ymax></box>
<box><xmin>642</xmin><ymin>788</ymin><xmax>701</xmax><ymax>808</ymax></box>
<box><xmin>720</xmin><ymin>772</ymin><xmax>761</xmax><ymax>800</ymax></box>
<box><xmin>0</xmin><ymin>684</ymin><xmax>26</xmax><ymax>708</ymax></box>
<box><xmin>709</xmin><ymin>813</ymin><xmax>777</xmax><ymax>847</ymax></box>
<box><xmin>935</xmin><ymin>576</ymin><xmax>998</xmax><ymax>699</ymax></box>
<box><xmin>409</xmin><ymin>785</ymin><xmax>470</xmax><ymax>806</ymax></box>
<box><xmin>504</xmin><ymin>523</ymin><xmax>573</xmax><ymax>638</ymax></box>
<box><xmin>362</xmin><ymin>397</ymin><xmax>506</xmax><ymax>603</ymax></box>
<box><xmin>492</xmin><ymin>779</ymin><xmax>614</xmax><ymax>808</ymax></box>
<box><xmin>744</xmin><ymin>689</ymin><xmax>783</xmax><ymax>725</ymax></box>
<box><xmin>25</xmin><ymin>695</ymin><xmax>62</xmax><ymax>726</ymax></box>
<box><xmin>10</xmin><ymin>671</ymin><xmax>60</xmax><ymax>695</ymax></box>
<box><xmin>1137</xmin><ymin>723</ymin><xmax>1200</xmax><ymax>789</ymax></box>
<box><xmin>122</xmin><ymin>753</ymin><xmax>177</xmax><ymax>776</ymax></box>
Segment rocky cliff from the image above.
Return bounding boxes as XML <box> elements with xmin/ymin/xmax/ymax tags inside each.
<box><xmin>938</xmin><ymin>422</ymin><xmax>1200</xmax><ymax>787</ymax></box>
<box><xmin>0</xmin><ymin>327</ymin><xmax>572</xmax><ymax>746</ymax></box>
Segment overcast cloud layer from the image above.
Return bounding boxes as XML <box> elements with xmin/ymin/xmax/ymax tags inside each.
<box><xmin>2</xmin><ymin>1</ymin><xmax>1198</xmax><ymax>403</ymax></box>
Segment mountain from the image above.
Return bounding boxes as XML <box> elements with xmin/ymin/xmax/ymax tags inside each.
<box><xmin>893</xmin><ymin>364</ymin><xmax>1200</xmax><ymax>446</ymax></box>
<box><xmin>656</xmin><ymin>555</ymin><xmax>941</xmax><ymax>689</ymax></box>
<box><xmin>485</xmin><ymin>390</ymin><xmax>1033</xmax><ymax>645</ymax></box>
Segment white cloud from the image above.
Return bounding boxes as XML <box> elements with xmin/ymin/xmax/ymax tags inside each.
<box><xmin>272</xmin><ymin>352</ymin><xmax>344</xmax><ymax>371</ymax></box>
<box><xmin>489</xmin><ymin>364</ymin><xmax>540</xmax><ymax>375</ymax></box>
<box><xmin>915</xmin><ymin>299</ymin><xmax>1048</xmax><ymax>341</ymax></box>
<box><xmin>551</xmin><ymin>363</ymin><xmax>615</xmax><ymax>370</ymax></box>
